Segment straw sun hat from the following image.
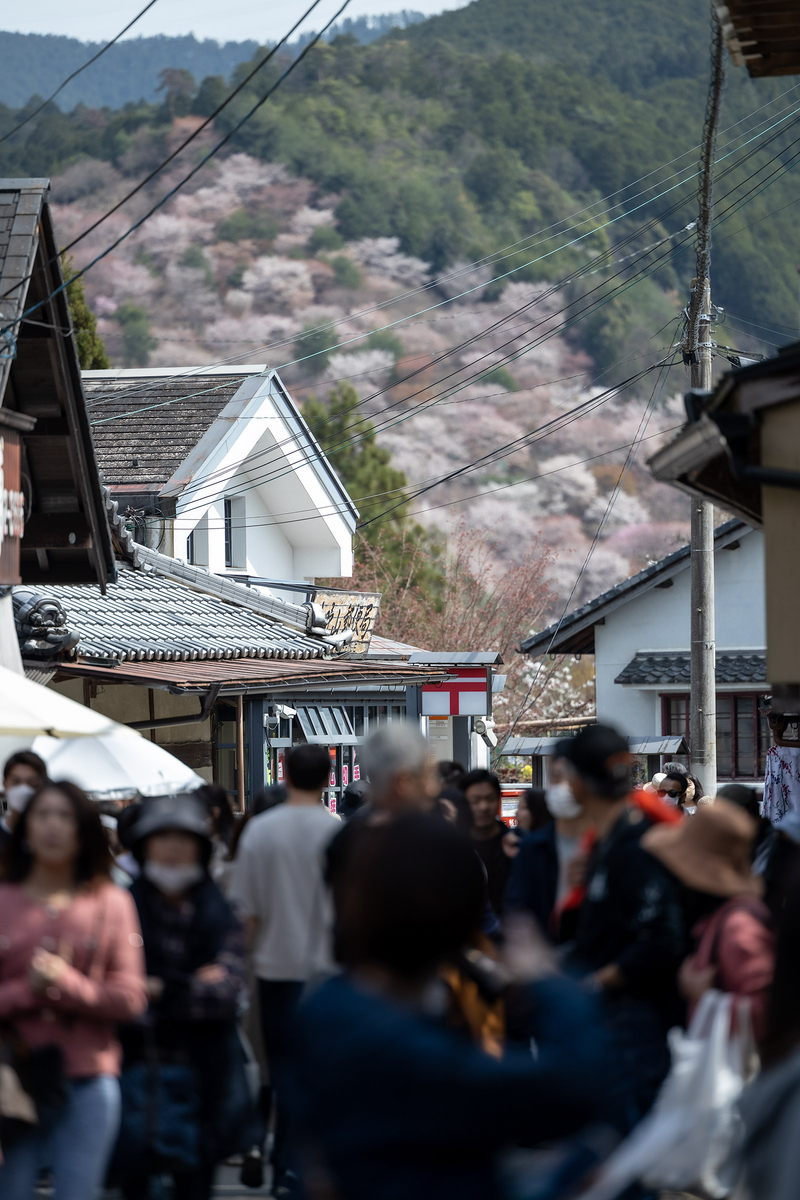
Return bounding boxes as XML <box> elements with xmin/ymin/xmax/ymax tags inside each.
<box><xmin>641</xmin><ymin>798</ymin><xmax>762</xmax><ymax>898</ymax></box>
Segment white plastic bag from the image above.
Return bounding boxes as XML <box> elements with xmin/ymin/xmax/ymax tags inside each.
<box><xmin>577</xmin><ymin>990</ymin><xmax>757</xmax><ymax>1200</ymax></box>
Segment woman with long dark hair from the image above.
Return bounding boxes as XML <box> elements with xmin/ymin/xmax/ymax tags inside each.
<box><xmin>0</xmin><ymin>781</ymin><xmax>147</xmax><ymax>1199</ymax></box>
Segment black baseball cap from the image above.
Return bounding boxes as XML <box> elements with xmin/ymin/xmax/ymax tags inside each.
<box><xmin>555</xmin><ymin>724</ymin><xmax>632</xmax><ymax>799</ymax></box>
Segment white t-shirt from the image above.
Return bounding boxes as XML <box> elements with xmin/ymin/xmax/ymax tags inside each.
<box><xmin>230</xmin><ymin>803</ymin><xmax>339</xmax><ymax>982</ymax></box>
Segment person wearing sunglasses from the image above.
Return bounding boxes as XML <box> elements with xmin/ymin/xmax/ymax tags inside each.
<box><xmin>655</xmin><ymin>764</ymin><xmax>706</xmax><ymax>815</ymax></box>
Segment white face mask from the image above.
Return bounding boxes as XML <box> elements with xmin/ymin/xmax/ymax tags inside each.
<box><xmin>6</xmin><ymin>784</ymin><xmax>35</xmax><ymax>814</ymax></box>
<box><xmin>545</xmin><ymin>782</ymin><xmax>583</xmax><ymax>819</ymax></box>
<box><xmin>143</xmin><ymin>861</ymin><xmax>203</xmax><ymax>896</ymax></box>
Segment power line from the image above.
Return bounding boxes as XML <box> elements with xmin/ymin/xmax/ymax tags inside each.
<box><xmin>82</xmin><ymin>90</ymin><xmax>800</xmax><ymax>425</ymax></box>
<box><xmin>0</xmin><ymin>0</ymin><xmax>160</xmax><ymax>145</ymax></box>
<box><xmin>501</xmin><ymin>345</ymin><xmax>678</xmax><ymax>746</ymax></box>
<box><xmin>0</xmin><ymin>0</ymin><xmax>351</xmax><ymax>325</ymax></box>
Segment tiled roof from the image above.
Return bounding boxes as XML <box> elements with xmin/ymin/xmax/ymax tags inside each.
<box><xmin>0</xmin><ymin>180</ymin><xmax>48</xmax><ymax>395</ymax></box>
<box><xmin>84</xmin><ymin>370</ymin><xmax>262</xmax><ymax>491</ymax></box>
<box><xmin>614</xmin><ymin>651</ymin><xmax>767</xmax><ymax>686</ymax></box>
<box><xmin>39</xmin><ymin>566</ymin><xmax>325</xmax><ymax>664</ymax></box>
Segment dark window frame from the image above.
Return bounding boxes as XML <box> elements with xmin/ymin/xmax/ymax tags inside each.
<box><xmin>660</xmin><ymin>691</ymin><xmax>767</xmax><ymax>780</ymax></box>
<box><xmin>224</xmin><ymin>498</ymin><xmax>233</xmax><ymax>569</ymax></box>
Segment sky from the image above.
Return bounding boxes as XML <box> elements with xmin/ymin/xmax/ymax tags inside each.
<box><xmin>1</xmin><ymin>0</ymin><xmax>469</xmax><ymax>43</ymax></box>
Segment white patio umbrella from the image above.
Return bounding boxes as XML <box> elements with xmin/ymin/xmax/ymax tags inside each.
<box><xmin>0</xmin><ymin>665</ymin><xmax>117</xmax><ymax>738</ymax></box>
<box><xmin>33</xmin><ymin>728</ymin><xmax>204</xmax><ymax>800</ymax></box>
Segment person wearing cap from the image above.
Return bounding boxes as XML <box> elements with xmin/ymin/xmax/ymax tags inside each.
<box><xmin>558</xmin><ymin>724</ymin><xmax>686</xmax><ymax>1133</ymax></box>
<box><xmin>642</xmin><ymin>798</ymin><xmax>775</xmax><ymax>1040</ymax></box>
<box><xmin>112</xmin><ymin>794</ymin><xmax>257</xmax><ymax>1200</ymax></box>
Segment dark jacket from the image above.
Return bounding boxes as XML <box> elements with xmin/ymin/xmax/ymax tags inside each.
<box><xmin>566</xmin><ymin>807</ymin><xmax>686</xmax><ymax>1016</ymax></box>
<box><xmin>472</xmin><ymin>819</ymin><xmax>513</xmax><ymax>915</ymax></box>
<box><xmin>291</xmin><ymin>972</ymin><xmax>606</xmax><ymax>1200</ymax></box>
<box><xmin>118</xmin><ymin>876</ymin><xmax>256</xmax><ymax>1171</ymax></box>
<box><xmin>504</xmin><ymin>821</ymin><xmax>558</xmax><ymax>931</ymax></box>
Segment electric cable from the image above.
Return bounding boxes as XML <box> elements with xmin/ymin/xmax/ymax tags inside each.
<box><xmin>0</xmin><ymin>0</ymin><xmax>161</xmax><ymax>145</ymax></box>
<box><xmin>82</xmin><ymin>91</ymin><xmax>800</xmax><ymax>423</ymax></box>
<box><xmin>501</xmin><ymin>347</ymin><xmax>678</xmax><ymax>746</ymax></box>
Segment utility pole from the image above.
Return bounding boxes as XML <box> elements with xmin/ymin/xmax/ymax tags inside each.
<box><xmin>683</xmin><ymin>9</ymin><xmax>725</xmax><ymax>797</ymax></box>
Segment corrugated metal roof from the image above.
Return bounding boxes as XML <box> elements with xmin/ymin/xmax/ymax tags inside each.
<box><xmin>84</xmin><ymin>371</ymin><xmax>257</xmax><ymax>492</ymax></box>
<box><xmin>52</xmin><ymin>656</ymin><xmax>452</xmax><ymax>692</ymax></box>
<box><xmin>614</xmin><ymin>651</ymin><xmax>766</xmax><ymax>687</ymax></box>
<box><xmin>42</xmin><ymin>566</ymin><xmax>325</xmax><ymax>663</ymax></box>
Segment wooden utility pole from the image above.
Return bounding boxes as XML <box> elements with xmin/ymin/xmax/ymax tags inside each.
<box><xmin>684</xmin><ymin>8</ymin><xmax>725</xmax><ymax>797</ymax></box>
<box><xmin>689</xmin><ymin>278</ymin><xmax>716</xmax><ymax>796</ymax></box>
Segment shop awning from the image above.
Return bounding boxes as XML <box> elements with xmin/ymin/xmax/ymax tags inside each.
<box><xmin>295</xmin><ymin>704</ymin><xmax>358</xmax><ymax>745</ymax></box>
<box><xmin>500</xmin><ymin>734</ymin><xmax>689</xmax><ymax>757</ymax></box>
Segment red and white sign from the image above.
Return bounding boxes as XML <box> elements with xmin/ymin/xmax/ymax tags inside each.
<box><xmin>342</xmin><ymin>764</ymin><xmax>349</xmax><ymax>787</ymax></box>
<box><xmin>421</xmin><ymin>668</ymin><xmax>489</xmax><ymax>717</ymax></box>
<box><xmin>353</xmin><ymin>763</ymin><xmax>360</xmax><ymax>782</ymax></box>
<box><xmin>277</xmin><ymin>753</ymin><xmax>285</xmax><ymax>783</ymax></box>
<box><xmin>330</xmin><ymin>793</ymin><xmax>337</xmax><ymax>815</ymax></box>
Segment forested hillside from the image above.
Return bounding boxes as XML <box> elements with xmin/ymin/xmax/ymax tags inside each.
<box><xmin>1</xmin><ymin>0</ymin><xmax>796</xmax><ymax>637</ymax></box>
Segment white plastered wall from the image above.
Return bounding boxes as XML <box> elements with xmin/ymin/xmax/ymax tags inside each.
<box><xmin>594</xmin><ymin>528</ymin><xmax>765</xmax><ymax>737</ymax></box>
<box><xmin>170</xmin><ymin>375</ymin><xmax>354</xmax><ymax>581</ymax></box>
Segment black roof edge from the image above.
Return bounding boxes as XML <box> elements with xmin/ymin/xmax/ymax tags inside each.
<box><xmin>520</xmin><ymin>518</ymin><xmax>748</xmax><ymax>657</ymax></box>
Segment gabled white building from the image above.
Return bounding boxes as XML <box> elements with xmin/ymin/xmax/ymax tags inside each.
<box><xmin>84</xmin><ymin>367</ymin><xmax>356</xmax><ymax>592</ymax></box>
<box><xmin>520</xmin><ymin>520</ymin><xmax>768</xmax><ymax>784</ymax></box>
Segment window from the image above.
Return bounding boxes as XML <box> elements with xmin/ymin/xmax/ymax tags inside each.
<box><xmin>186</xmin><ymin>530</ymin><xmax>195</xmax><ymax>564</ymax></box>
<box><xmin>661</xmin><ymin>692</ymin><xmax>769</xmax><ymax>780</ymax></box>
<box><xmin>224</xmin><ymin>497</ymin><xmax>246</xmax><ymax>568</ymax></box>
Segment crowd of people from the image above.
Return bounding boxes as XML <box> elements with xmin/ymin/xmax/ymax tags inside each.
<box><xmin>0</xmin><ymin>719</ymin><xmax>798</xmax><ymax>1199</ymax></box>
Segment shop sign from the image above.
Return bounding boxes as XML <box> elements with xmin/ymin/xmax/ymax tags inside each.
<box><xmin>315</xmin><ymin>590</ymin><xmax>381</xmax><ymax>657</ymax></box>
<box><xmin>0</xmin><ymin>433</ymin><xmax>25</xmax><ymax>586</ymax></box>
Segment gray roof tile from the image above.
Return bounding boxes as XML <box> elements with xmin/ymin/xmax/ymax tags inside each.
<box><xmin>614</xmin><ymin>651</ymin><xmax>766</xmax><ymax>686</ymax></box>
<box><xmin>85</xmin><ymin>374</ymin><xmax>257</xmax><ymax>491</ymax></box>
<box><xmin>34</xmin><ymin>566</ymin><xmax>325</xmax><ymax>663</ymax></box>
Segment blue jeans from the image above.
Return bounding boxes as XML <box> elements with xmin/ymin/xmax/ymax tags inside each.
<box><xmin>0</xmin><ymin>1074</ymin><xmax>121</xmax><ymax>1200</ymax></box>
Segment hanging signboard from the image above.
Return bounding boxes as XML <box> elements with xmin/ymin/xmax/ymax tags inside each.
<box><xmin>314</xmin><ymin>590</ymin><xmax>381</xmax><ymax>657</ymax></box>
<box><xmin>0</xmin><ymin>420</ymin><xmax>26</xmax><ymax>586</ymax></box>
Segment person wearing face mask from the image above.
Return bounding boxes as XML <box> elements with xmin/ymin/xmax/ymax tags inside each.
<box><xmin>655</xmin><ymin>764</ymin><xmax>706</xmax><ymax>815</ymax></box>
<box><xmin>560</xmin><ymin>725</ymin><xmax>687</xmax><ymax>1137</ymax></box>
<box><xmin>504</xmin><ymin>762</ymin><xmax>595</xmax><ymax>935</ymax></box>
<box><xmin>0</xmin><ymin>750</ymin><xmax>47</xmax><ymax>858</ymax></box>
<box><xmin>113</xmin><ymin>794</ymin><xmax>257</xmax><ymax>1200</ymax></box>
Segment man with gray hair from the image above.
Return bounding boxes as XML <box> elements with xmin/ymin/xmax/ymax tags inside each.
<box><xmin>358</xmin><ymin>722</ymin><xmax>437</xmax><ymax>814</ymax></box>
<box><xmin>325</xmin><ymin>723</ymin><xmax>438</xmax><ymax>939</ymax></box>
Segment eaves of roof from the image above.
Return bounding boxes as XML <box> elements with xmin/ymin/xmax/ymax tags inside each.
<box><xmin>614</xmin><ymin>650</ymin><xmax>766</xmax><ymax>687</ymax></box>
<box><xmin>51</xmin><ymin>656</ymin><xmax>452</xmax><ymax>694</ymax></box>
<box><xmin>520</xmin><ymin>519</ymin><xmax>748</xmax><ymax>657</ymax></box>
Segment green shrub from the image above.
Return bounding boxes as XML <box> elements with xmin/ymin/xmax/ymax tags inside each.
<box><xmin>366</xmin><ymin>329</ymin><xmax>404</xmax><ymax>359</ymax></box>
<box><xmin>308</xmin><ymin>224</ymin><xmax>344</xmax><ymax>253</ymax></box>
<box><xmin>216</xmin><ymin>207</ymin><xmax>277</xmax><ymax>244</ymax></box>
<box><xmin>331</xmin><ymin>255</ymin><xmax>362</xmax><ymax>288</ymax></box>
<box><xmin>481</xmin><ymin>366</ymin><xmax>520</xmax><ymax>391</ymax></box>
<box><xmin>116</xmin><ymin>302</ymin><xmax>155</xmax><ymax>367</ymax></box>
<box><xmin>294</xmin><ymin>324</ymin><xmax>340</xmax><ymax>370</ymax></box>
<box><xmin>179</xmin><ymin>244</ymin><xmax>215</xmax><ymax>287</ymax></box>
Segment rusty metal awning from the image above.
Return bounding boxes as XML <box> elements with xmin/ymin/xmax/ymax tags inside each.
<box><xmin>51</xmin><ymin>656</ymin><xmax>453</xmax><ymax>694</ymax></box>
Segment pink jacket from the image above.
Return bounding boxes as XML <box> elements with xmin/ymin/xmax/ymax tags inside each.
<box><xmin>0</xmin><ymin>882</ymin><xmax>147</xmax><ymax>1078</ymax></box>
<box><xmin>691</xmin><ymin>896</ymin><xmax>775</xmax><ymax>1041</ymax></box>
